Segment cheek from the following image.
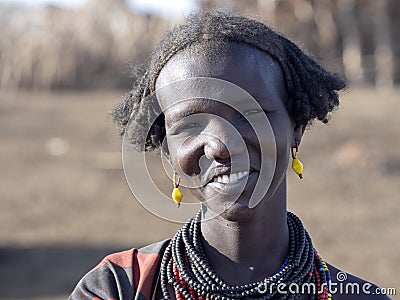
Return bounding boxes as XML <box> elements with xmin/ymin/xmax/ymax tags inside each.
<box><xmin>166</xmin><ymin>134</ymin><xmax>205</xmax><ymax>186</ymax></box>
<box><xmin>255</xmin><ymin>129</ymin><xmax>290</xmax><ymax>197</ymax></box>
<box><xmin>166</xmin><ymin>138</ymin><xmax>183</xmax><ymax>171</ymax></box>
<box><xmin>268</xmin><ymin>117</ymin><xmax>293</xmax><ymax>172</ymax></box>
<box><xmin>276</xmin><ymin>139</ymin><xmax>291</xmax><ymax>172</ymax></box>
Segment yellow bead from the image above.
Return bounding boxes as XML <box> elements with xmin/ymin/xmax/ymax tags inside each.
<box><xmin>172</xmin><ymin>187</ymin><xmax>182</xmax><ymax>207</ymax></box>
<box><xmin>292</xmin><ymin>157</ymin><xmax>303</xmax><ymax>178</ymax></box>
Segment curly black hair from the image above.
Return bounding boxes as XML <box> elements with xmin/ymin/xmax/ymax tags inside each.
<box><xmin>111</xmin><ymin>10</ymin><xmax>346</xmax><ymax>151</ymax></box>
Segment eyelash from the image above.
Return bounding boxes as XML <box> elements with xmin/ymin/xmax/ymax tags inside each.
<box><xmin>242</xmin><ymin>109</ymin><xmax>274</xmax><ymax>117</ymax></box>
<box><xmin>243</xmin><ymin>109</ymin><xmax>263</xmax><ymax>116</ymax></box>
<box><xmin>169</xmin><ymin>109</ymin><xmax>274</xmax><ymax>135</ymax></box>
<box><xmin>169</xmin><ymin>122</ymin><xmax>201</xmax><ymax>135</ymax></box>
<box><xmin>181</xmin><ymin>123</ymin><xmax>201</xmax><ymax>130</ymax></box>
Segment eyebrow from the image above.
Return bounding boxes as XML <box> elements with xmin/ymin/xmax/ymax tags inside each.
<box><xmin>164</xmin><ymin>96</ymin><xmax>278</xmax><ymax>127</ymax></box>
<box><xmin>165</xmin><ymin>104</ymin><xmax>203</xmax><ymax>127</ymax></box>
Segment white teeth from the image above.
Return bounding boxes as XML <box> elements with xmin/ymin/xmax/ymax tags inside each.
<box><xmin>230</xmin><ymin>173</ymin><xmax>238</xmax><ymax>182</ymax></box>
<box><xmin>213</xmin><ymin>171</ymin><xmax>250</xmax><ymax>184</ymax></box>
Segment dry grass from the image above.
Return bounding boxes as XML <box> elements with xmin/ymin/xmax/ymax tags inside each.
<box><xmin>0</xmin><ymin>1</ymin><xmax>168</xmax><ymax>89</ymax></box>
<box><xmin>0</xmin><ymin>88</ymin><xmax>399</xmax><ymax>298</ymax></box>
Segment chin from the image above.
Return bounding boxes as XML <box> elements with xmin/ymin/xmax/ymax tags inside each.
<box><xmin>195</xmin><ymin>188</ymin><xmax>259</xmax><ymax>222</ymax></box>
<box><xmin>219</xmin><ymin>202</ymin><xmax>256</xmax><ymax>222</ymax></box>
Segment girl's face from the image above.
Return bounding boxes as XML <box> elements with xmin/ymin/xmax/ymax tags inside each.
<box><xmin>156</xmin><ymin>43</ymin><xmax>300</xmax><ymax>221</ymax></box>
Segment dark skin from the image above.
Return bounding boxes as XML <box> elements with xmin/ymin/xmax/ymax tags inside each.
<box><xmin>154</xmin><ymin>43</ymin><xmax>390</xmax><ymax>299</ymax></box>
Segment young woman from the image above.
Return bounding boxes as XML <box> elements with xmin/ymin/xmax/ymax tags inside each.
<box><xmin>69</xmin><ymin>10</ymin><xmax>390</xmax><ymax>300</ymax></box>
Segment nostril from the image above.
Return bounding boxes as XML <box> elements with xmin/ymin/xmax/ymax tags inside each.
<box><xmin>215</xmin><ymin>156</ymin><xmax>231</xmax><ymax>165</ymax></box>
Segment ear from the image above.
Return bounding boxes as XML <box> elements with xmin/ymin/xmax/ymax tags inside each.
<box><xmin>292</xmin><ymin>124</ymin><xmax>305</xmax><ymax>147</ymax></box>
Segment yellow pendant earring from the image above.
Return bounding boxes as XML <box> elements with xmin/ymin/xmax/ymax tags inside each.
<box><xmin>172</xmin><ymin>172</ymin><xmax>183</xmax><ymax>207</ymax></box>
<box><xmin>291</xmin><ymin>140</ymin><xmax>304</xmax><ymax>179</ymax></box>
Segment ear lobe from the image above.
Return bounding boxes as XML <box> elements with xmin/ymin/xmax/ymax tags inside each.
<box><xmin>292</xmin><ymin>124</ymin><xmax>305</xmax><ymax>146</ymax></box>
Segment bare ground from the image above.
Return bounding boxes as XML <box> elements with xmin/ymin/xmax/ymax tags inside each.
<box><xmin>0</xmin><ymin>89</ymin><xmax>399</xmax><ymax>299</ymax></box>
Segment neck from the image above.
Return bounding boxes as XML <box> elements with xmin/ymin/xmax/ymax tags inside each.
<box><xmin>200</xmin><ymin>177</ymin><xmax>289</xmax><ymax>284</ymax></box>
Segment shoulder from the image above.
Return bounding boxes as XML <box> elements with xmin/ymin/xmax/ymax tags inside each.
<box><xmin>69</xmin><ymin>239</ymin><xmax>170</xmax><ymax>300</ymax></box>
<box><xmin>326</xmin><ymin>263</ymin><xmax>392</xmax><ymax>299</ymax></box>
<box><xmin>99</xmin><ymin>239</ymin><xmax>169</xmax><ymax>271</ymax></box>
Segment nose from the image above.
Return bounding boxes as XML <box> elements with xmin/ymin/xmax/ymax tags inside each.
<box><xmin>205</xmin><ymin>113</ymin><xmax>247</xmax><ymax>161</ymax></box>
<box><xmin>177</xmin><ymin>115</ymin><xmax>249</xmax><ymax>178</ymax></box>
<box><xmin>178</xmin><ymin>134</ymin><xmax>232</xmax><ymax>176</ymax></box>
<box><xmin>204</xmin><ymin>120</ymin><xmax>245</xmax><ymax>164</ymax></box>
<box><xmin>178</xmin><ymin>129</ymin><xmax>245</xmax><ymax>177</ymax></box>
<box><xmin>204</xmin><ymin>136</ymin><xmax>230</xmax><ymax>162</ymax></box>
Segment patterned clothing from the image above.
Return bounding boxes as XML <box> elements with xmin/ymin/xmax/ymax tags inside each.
<box><xmin>69</xmin><ymin>239</ymin><xmax>170</xmax><ymax>300</ymax></box>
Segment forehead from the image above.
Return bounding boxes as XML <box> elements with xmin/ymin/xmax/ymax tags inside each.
<box><xmin>155</xmin><ymin>42</ymin><xmax>288</xmax><ymax>112</ymax></box>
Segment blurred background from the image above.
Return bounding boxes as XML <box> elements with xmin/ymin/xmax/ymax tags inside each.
<box><xmin>0</xmin><ymin>0</ymin><xmax>399</xmax><ymax>299</ymax></box>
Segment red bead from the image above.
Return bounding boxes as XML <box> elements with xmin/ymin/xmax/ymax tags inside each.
<box><xmin>175</xmin><ymin>290</ymin><xmax>183</xmax><ymax>299</ymax></box>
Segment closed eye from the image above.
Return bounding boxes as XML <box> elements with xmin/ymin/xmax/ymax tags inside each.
<box><xmin>181</xmin><ymin>123</ymin><xmax>201</xmax><ymax>129</ymax></box>
<box><xmin>242</xmin><ymin>108</ymin><xmax>275</xmax><ymax>117</ymax></box>
<box><xmin>243</xmin><ymin>109</ymin><xmax>264</xmax><ymax>116</ymax></box>
<box><xmin>168</xmin><ymin>122</ymin><xmax>201</xmax><ymax>135</ymax></box>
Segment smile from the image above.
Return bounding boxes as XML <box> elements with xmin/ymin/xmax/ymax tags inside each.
<box><xmin>206</xmin><ymin>170</ymin><xmax>257</xmax><ymax>196</ymax></box>
<box><xmin>212</xmin><ymin>171</ymin><xmax>249</xmax><ymax>184</ymax></box>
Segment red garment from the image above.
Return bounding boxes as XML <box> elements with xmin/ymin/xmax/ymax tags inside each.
<box><xmin>69</xmin><ymin>239</ymin><xmax>170</xmax><ymax>300</ymax></box>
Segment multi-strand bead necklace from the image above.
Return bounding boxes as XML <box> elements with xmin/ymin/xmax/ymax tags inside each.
<box><xmin>160</xmin><ymin>211</ymin><xmax>332</xmax><ymax>300</ymax></box>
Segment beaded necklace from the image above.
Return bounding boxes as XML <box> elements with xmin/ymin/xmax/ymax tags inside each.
<box><xmin>160</xmin><ymin>211</ymin><xmax>332</xmax><ymax>300</ymax></box>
